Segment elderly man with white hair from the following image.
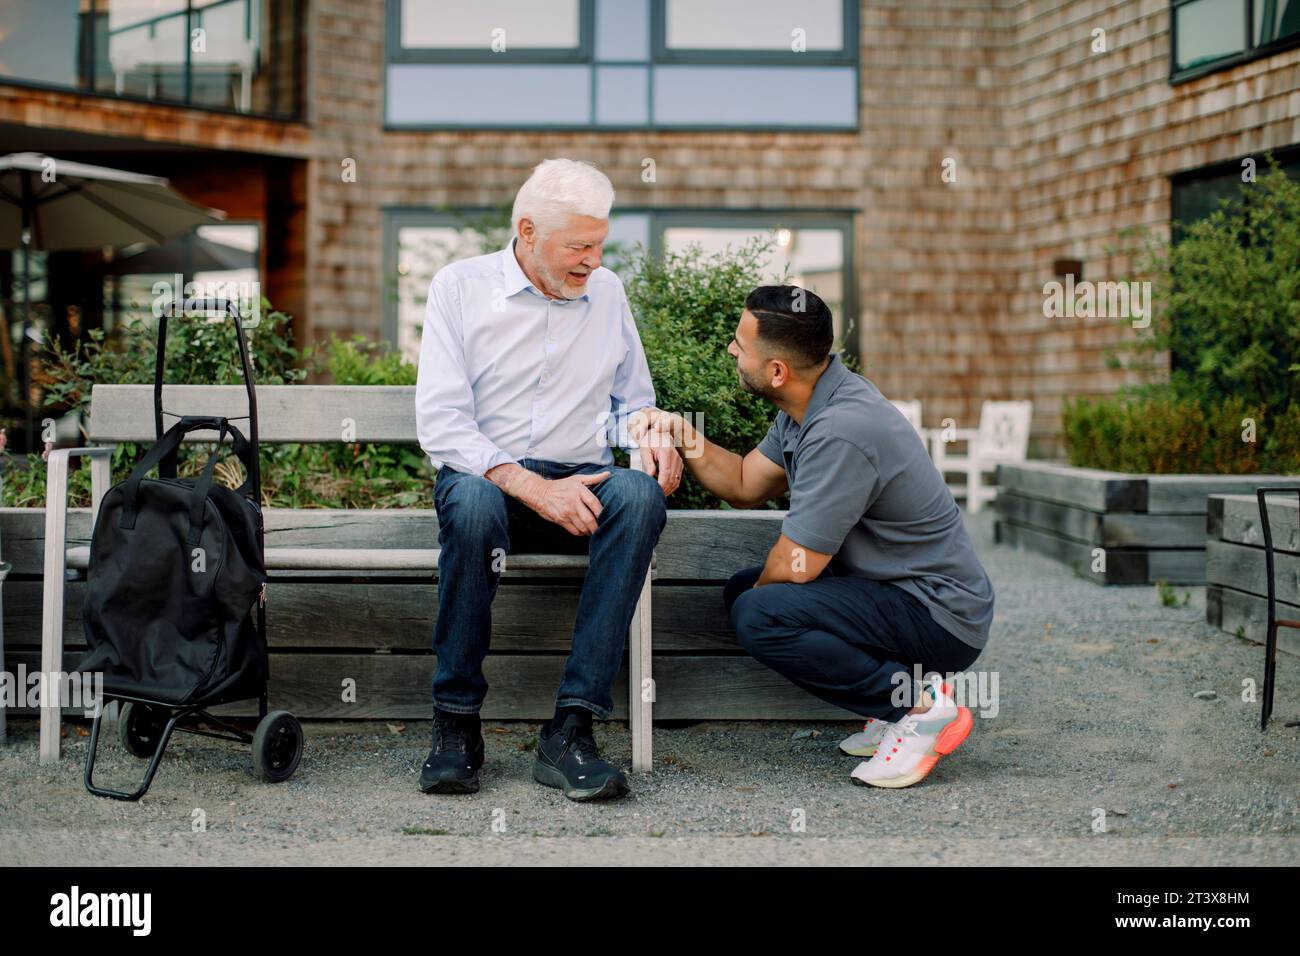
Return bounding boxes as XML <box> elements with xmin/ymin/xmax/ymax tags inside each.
<box><xmin>415</xmin><ymin>158</ymin><xmax>682</xmax><ymax>801</ymax></box>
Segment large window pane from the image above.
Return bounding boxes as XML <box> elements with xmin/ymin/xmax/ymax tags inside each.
<box><xmin>665</xmin><ymin>0</ymin><xmax>842</xmax><ymax>51</ymax></box>
<box><xmin>190</xmin><ymin>0</ymin><xmax>258</xmax><ymax>111</ymax></box>
<box><xmin>1172</xmin><ymin>152</ymin><xmax>1300</xmax><ymax>230</ymax></box>
<box><xmin>653</xmin><ymin>66</ymin><xmax>855</xmax><ymax>127</ymax></box>
<box><xmin>394</xmin><ymin>224</ymin><xmax>502</xmax><ymax>360</ymax></box>
<box><xmin>0</xmin><ymin>0</ymin><xmax>86</xmax><ymax>87</ymax></box>
<box><xmin>661</xmin><ymin>225</ymin><xmax>848</xmax><ymax>344</ymax></box>
<box><xmin>400</xmin><ymin>0</ymin><xmax>580</xmax><ymax>49</ymax></box>
<box><xmin>104</xmin><ymin>222</ymin><xmax>260</xmax><ymax>330</ymax></box>
<box><xmin>387</xmin><ymin>64</ymin><xmax>590</xmax><ymax>124</ymax></box>
<box><xmin>1174</xmin><ymin>0</ymin><xmax>1248</xmax><ymax>72</ymax></box>
<box><xmin>0</xmin><ymin>0</ymin><xmax>300</xmax><ymax>116</ymax></box>
<box><xmin>595</xmin><ymin>0</ymin><xmax>648</xmax><ymax>60</ymax></box>
<box><xmin>387</xmin><ymin>212</ymin><xmax>853</xmax><ymax>359</ymax></box>
<box><xmin>595</xmin><ymin>66</ymin><xmax>648</xmax><ymax>124</ymax></box>
<box><xmin>1255</xmin><ymin>0</ymin><xmax>1300</xmax><ymax>44</ymax></box>
<box><xmin>94</xmin><ymin>0</ymin><xmax>190</xmax><ymax>102</ymax></box>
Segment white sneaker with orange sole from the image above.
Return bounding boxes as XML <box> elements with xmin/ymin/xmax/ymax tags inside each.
<box><xmin>838</xmin><ymin>681</ymin><xmax>957</xmax><ymax>758</ymax></box>
<box><xmin>849</xmin><ymin>683</ymin><xmax>972</xmax><ymax>789</ymax></box>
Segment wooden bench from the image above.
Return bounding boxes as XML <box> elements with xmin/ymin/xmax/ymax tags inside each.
<box><xmin>1206</xmin><ymin>492</ymin><xmax>1300</xmax><ymax>659</ymax></box>
<box><xmin>39</xmin><ymin>384</ymin><xmax>656</xmax><ymax>768</ymax></box>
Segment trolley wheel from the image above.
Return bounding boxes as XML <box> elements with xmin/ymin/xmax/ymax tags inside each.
<box><xmin>252</xmin><ymin>710</ymin><xmax>303</xmax><ymax>783</ymax></box>
<box><xmin>117</xmin><ymin>702</ymin><xmax>168</xmax><ymax>759</ymax></box>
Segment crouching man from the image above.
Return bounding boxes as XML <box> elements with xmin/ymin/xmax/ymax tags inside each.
<box><xmin>635</xmin><ymin>286</ymin><xmax>993</xmax><ymax>788</ymax></box>
<box><xmin>415</xmin><ymin>159</ymin><xmax>682</xmax><ymax>801</ymax></box>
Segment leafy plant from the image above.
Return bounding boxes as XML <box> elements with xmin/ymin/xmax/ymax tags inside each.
<box><xmin>1064</xmin><ymin>163</ymin><xmax>1300</xmax><ymax>475</ymax></box>
<box><xmin>624</xmin><ymin>237</ymin><xmax>785</xmax><ymax>508</ymax></box>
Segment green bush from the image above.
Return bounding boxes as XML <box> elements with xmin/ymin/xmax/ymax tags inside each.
<box><xmin>3</xmin><ymin>303</ymin><xmax>309</xmax><ymax>507</ymax></box>
<box><xmin>1062</xmin><ymin>389</ymin><xmax>1300</xmax><ymax>474</ymax></box>
<box><xmin>624</xmin><ymin>237</ymin><xmax>792</xmax><ymax>508</ymax></box>
<box><xmin>1065</xmin><ymin>163</ymin><xmax>1300</xmax><ymax>474</ymax></box>
<box><xmin>265</xmin><ymin>334</ymin><xmax>429</xmax><ymax>509</ymax></box>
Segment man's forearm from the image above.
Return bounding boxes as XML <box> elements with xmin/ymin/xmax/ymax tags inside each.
<box><xmin>674</xmin><ymin>420</ymin><xmax>751</xmax><ymax>505</ymax></box>
<box><xmin>485</xmin><ymin>462</ymin><xmax>546</xmax><ymax>510</ymax></box>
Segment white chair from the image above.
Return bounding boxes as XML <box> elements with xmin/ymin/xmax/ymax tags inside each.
<box><xmin>890</xmin><ymin>399</ymin><xmax>924</xmax><ymax>438</ymax></box>
<box><xmin>930</xmin><ymin>401</ymin><xmax>1032</xmax><ymax>513</ymax></box>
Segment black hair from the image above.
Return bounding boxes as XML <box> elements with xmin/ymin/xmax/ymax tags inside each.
<box><xmin>744</xmin><ymin>285</ymin><xmax>834</xmax><ymax>369</ymax></box>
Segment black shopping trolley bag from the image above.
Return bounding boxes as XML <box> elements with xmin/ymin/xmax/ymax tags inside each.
<box><xmin>78</xmin><ymin>415</ymin><xmax>268</xmax><ymax>706</ymax></box>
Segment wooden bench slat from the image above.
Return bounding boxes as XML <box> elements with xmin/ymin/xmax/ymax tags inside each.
<box><xmin>17</xmin><ymin>509</ymin><xmax>775</xmax><ymax>579</ymax></box>
<box><xmin>64</xmin><ymin>545</ymin><xmax>595</xmax><ymax>572</ymax></box>
<box><xmin>88</xmin><ymin>384</ymin><xmax>418</xmax><ymax>443</ymax></box>
<box><xmin>6</xmin><ymin>580</ymin><xmax>738</xmax><ymax>652</ymax></box>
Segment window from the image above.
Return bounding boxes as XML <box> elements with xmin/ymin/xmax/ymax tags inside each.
<box><xmin>398</xmin><ymin>0</ymin><xmax>583</xmax><ymax>52</ymax></box>
<box><xmin>1171</xmin><ymin>147</ymin><xmax>1300</xmax><ymax>230</ymax></box>
<box><xmin>383</xmin><ymin>208</ymin><xmax>855</xmax><ymax>364</ymax></box>
<box><xmin>385</xmin><ymin>0</ymin><xmax>858</xmax><ymax>129</ymax></box>
<box><xmin>1171</xmin><ymin>0</ymin><xmax>1300</xmax><ymax>81</ymax></box>
<box><xmin>1167</xmin><ymin>146</ymin><xmax>1300</xmax><ymax>375</ymax></box>
<box><xmin>644</xmin><ymin>211</ymin><xmax>854</xmax><ymax>353</ymax></box>
<box><xmin>383</xmin><ymin>211</ymin><xmax>512</xmax><ymax>361</ymax></box>
<box><xmin>660</xmin><ymin>0</ymin><xmax>845</xmax><ymax>55</ymax></box>
<box><xmin>0</xmin><ymin>0</ymin><xmax>303</xmax><ymax>119</ymax></box>
<box><xmin>104</xmin><ymin>222</ymin><xmax>261</xmax><ymax>331</ymax></box>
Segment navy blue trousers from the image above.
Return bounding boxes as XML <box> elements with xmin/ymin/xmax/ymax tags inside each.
<box><xmin>724</xmin><ymin>565</ymin><xmax>982</xmax><ymax>723</ymax></box>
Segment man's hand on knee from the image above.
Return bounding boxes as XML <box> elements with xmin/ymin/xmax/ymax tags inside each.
<box><xmin>532</xmin><ymin>472</ymin><xmax>610</xmax><ymax>536</ymax></box>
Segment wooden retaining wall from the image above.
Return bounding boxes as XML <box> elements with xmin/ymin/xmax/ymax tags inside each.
<box><xmin>0</xmin><ymin>507</ymin><xmax>867</xmax><ymax>721</ymax></box>
<box><xmin>993</xmin><ymin>462</ymin><xmax>1298</xmax><ymax>586</ymax></box>
<box><xmin>1206</xmin><ymin>493</ymin><xmax>1300</xmax><ymax>659</ymax></box>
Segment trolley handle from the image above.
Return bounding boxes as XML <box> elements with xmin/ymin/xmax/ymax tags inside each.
<box><xmin>153</xmin><ymin>297</ymin><xmax>260</xmax><ymax>501</ymax></box>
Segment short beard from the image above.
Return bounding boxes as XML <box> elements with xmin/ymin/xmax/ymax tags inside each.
<box><xmin>542</xmin><ymin>264</ymin><xmax>587</xmax><ymax>300</ymax></box>
<box><xmin>737</xmin><ymin>365</ymin><xmax>779</xmax><ymax>401</ymax></box>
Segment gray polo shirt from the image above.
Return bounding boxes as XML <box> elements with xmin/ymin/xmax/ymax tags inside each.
<box><xmin>756</xmin><ymin>354</ymin><xmax>994</xmax><ymax>649</ymax></box>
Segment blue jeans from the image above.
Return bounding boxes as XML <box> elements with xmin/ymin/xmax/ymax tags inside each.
<box><xmin>431</xmin><ymin>459</ymin><xmax>667</xmax><ymax>720</ymax></box>
<box><xmin>725</xmin><ymin>565</ymin><xmax>982</xmax><ymax>723</ymax></box>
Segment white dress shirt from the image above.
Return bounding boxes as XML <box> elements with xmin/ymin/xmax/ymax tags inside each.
<box><xmin>415</xmin><ymin>237</ymin><xmax>656</xmax><ymax>476</ymax></box>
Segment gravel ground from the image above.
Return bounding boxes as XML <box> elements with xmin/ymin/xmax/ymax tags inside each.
<box><xmin>2</xmin><ymin>512</ymin><xmax>1297</xmax><ymax>866</ymax></box>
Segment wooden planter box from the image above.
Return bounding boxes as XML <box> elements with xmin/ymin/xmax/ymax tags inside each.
<box><xmin>1206</xmin><ymin>493</ymin><xmax>1300</xmax><ymax>658</ymax></box>
<box><xmin>993</xmin><ymin>462</ymin><xmax>1298</xmax><ymax>586</ymax></box>
<box><xmin>0</xmin><ymin>506</ymin><xmax>870</xmax><ymax>722</ymax></box>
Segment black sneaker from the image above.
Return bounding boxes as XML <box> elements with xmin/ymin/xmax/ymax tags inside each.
<box><xmin>420</xmin><ymin>714</ymin><xmax>484</xmax><ymax>794</ymax></box>
<box><xmin>533</xmin><ymin>712</ymin><xmax>630</xmax><ymax>801</ymax></box>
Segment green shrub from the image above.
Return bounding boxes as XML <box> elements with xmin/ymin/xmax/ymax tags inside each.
<box><xmin>624</xmin><ymin>237</ymin><xmax>791</xmax><ymax>508</ymax></box>
<box><xmin>1065</xmin><ymin>163</ymin><xmax>1300</xmax><ymax>474</ymax></box>
<box><xmin>1062</xmin><ymin>389</ymin><xmax>1298</xmax><ymax>474</ymax></box>
<box><xmin>3</xmin><ymin>302</ymin><xmax>309</xmax><ymax>507</ymax></box>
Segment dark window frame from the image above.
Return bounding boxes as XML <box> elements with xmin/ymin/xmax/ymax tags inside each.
<box><xmin>1169</xmin><ymin>142</ymin><xmax>1300</xmax><ymax>227</ymax></box>
<box><xmin>0</xmin><ymin>0</ymin><xmax>304</xmax><ymax>121</ymax></box>
<box><xmin>1170</xmin><ymin>0</ymin><xmax>1300</xmax><ymax>84</ymax></box>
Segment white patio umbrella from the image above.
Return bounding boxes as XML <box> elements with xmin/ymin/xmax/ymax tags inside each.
<box><xmin>0</xmin><ymin>152</ymin><xmax>226</xmax><ymax>449</ymax></box>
